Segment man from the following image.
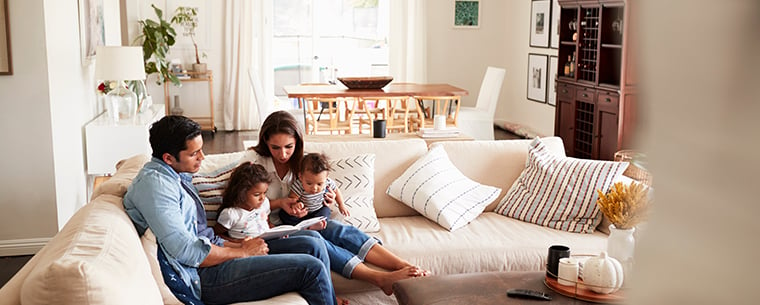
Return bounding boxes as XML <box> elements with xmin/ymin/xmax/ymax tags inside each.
<box><xmin>124</xmin><ymin>115</ymin><xmax>336</xmax><ymax>305</ymax></box>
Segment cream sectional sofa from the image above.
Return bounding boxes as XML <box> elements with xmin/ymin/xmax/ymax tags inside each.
<box><xmin>0</xmin><ymin>137</ymin><xmax>611</xmax><ymax>305</ymax></box>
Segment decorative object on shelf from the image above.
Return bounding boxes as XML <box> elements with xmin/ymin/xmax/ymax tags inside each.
<box><xmin>0</xmin><ymin>0</ymin><xmax>12</xmax><ymax>75</ymax></box>
<box><xmin>337</xmin><ymin>76</ymin><xmax>393</xmax><ymax>89</ymax></box>
<box><xmin>606</xmin><ymin>224</ymin><xmax>635</xmax><ymax>279</ymax></box>
<box><xmin>527</xmin><ymin>53</ymin><xmax>548</xmax><ymax>103</ymax></box>
<box><xmin>529</xmin><ymin>0</ymin><xmax>550</xmax><ymax>48</ymax></box>
<box><xmin>127</xmin><ymin>79</ymin><xmax>151</xmax><ymax>113</ymax></box>
<box><xmin>94</xmin><ymin>46</ymin><xmax>146</xmax><ymax>122</ymax></box>
<box><xmin>453</xmin><ymin>0</ymin><xmax>480</xmax><ymax>28</ymax></box>
<box><xmin>135</xmin><ymin>4</ymin><xmax>179</xmax><ymax>86</ymax></box>
<box><xmin>581</xmin><ymin>252</ymin><xmax>624</xmax><ymax>294</ymax></box>
<box><xmin>557</xmin><ymin>257</ymin><xmax>579</xmax><ymax>286</ymax></box>
<box><xmin>172</xmin><ymin>6</ymin><xmax>207</xmax><ymax>77</ymax></box>
<box><xmin>171</xmin><ymin>95</ymin><xmax>184</xmax><ymax>116</ymax></box>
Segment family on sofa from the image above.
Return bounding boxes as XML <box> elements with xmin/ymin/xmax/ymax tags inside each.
<box><xmin>0</xmin><ymin>109</ymin><xmax>632</xmax><ymax>305</ymax></box>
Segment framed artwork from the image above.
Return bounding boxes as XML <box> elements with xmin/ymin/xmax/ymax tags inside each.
<box><xmin>454</xmin><ymin>0</ymin><xmax>480</xmax><ymax>28</ymax></box>
<box><xmin>547</xmin><ymin>56</ymin><xmax>558</xmax><ymax>106</ymax></box>
<box><xmin>78</xmin><ymin>0</ymin><xmax>105</xmax><ymax>62</ymax></box>
<box><xmin>550</xmin><ymin>0</ymin><xmax>560</xmax><ymax>49</ymax></box>
<box><xmin>0</xmin><ymin>0</ymin><xmax>11</xmax><ymax>75</ymax></box>
<box><xmin>529</xmin><ymin>0</ymin><xmax>550</xmax><ymax>48</ymax></box>
<box><xmin>527</xmin><ymin>53</ymin><xmax>548</xmax><ymax>103</ymax></box>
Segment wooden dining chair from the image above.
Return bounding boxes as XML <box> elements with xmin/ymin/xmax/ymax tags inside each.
<box><xmin>355</xmin><ymin>98</ymin><xmax>389</xmax><ymax>135</ymax></box>
<box><xmin>304</xmin><ymin>97</ymin><xmax>357</xmax><ymax>135</ymax></box>
<box><xmin>411</xmin><ymin>95</ymin><xmax>461</xmax><ymax>130</ymax></box>
<box><xmin>385</xmin><ymin>96</ymin><xmax>417</xmax><ymax>133</ymax></box>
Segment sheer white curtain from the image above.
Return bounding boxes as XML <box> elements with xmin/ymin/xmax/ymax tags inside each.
<box><xmin>222</xmin><ymin>0</ymin><xmax>273</xmax><ymax>130</ymax></box>
<box><xmin>389</xmin><ymin>0</ymin><xmax>427</xmax><ymax>83</ymax></box>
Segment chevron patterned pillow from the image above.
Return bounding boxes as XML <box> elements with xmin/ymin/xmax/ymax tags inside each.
<box><xmin>328</xmin><ymin>153</ymin><xmax>380</xmax><ymax>232</ymax></box>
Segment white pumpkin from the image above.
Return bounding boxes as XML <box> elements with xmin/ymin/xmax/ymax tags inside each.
<box><xmin>581</xmin><ymin>251</ymin><xmax>624</xmax><ymax>294</ymax></box>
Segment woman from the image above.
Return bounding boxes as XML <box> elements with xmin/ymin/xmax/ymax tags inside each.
<box><xmin>250</xmin><ymin>110</ymin><xmax>428</xmax><ymax>295</ymax></box>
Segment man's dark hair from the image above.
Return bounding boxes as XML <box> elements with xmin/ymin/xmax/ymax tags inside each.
<box><xmin>251</xmin><ymin>110</ymin><xmax>304</xmax><ymax>175</ymax></box>
<box><xmin>149</xmin><ymin>115</ymin><xmax>202</xmax><ymax>160</ymax></box>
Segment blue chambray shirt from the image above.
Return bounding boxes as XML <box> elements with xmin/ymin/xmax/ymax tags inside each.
<box><xmin>124</xmin><ymin>157</ymin><xmax>218</xmax><ymax>300</ymax></box>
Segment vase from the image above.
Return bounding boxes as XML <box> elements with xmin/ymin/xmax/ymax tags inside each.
<box><xmin>607</xmin><ymin>224</ymin><xmax>635</xmax><ymax>283</ymax></box>
<box><xmin>171</xmin><ymin>95</ymin><xmax>184</xmax><ymax>116</ymax></box>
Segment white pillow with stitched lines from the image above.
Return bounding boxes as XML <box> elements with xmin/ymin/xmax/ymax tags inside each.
<box><xmin>386</xmin><ymin>145</ymin><xmax>502</xmax><ymax>231</ymax></box>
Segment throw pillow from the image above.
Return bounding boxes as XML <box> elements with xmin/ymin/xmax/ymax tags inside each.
<box><xmin>327</xmin><ymin>153</ymin><xmax>380</xmax><ymax>232</ymax></box>
<box><xmin>193</xmin><ymin>150</ymin><xmax>257</xmax><ymax>226</ymax></box>
<box><xmin>495</xmin><ymin>138</ymin><xmax>629</xmax><ymax>233</ymax></box>
<box><xmin>386</xmin><ymin>145</ymin><xmax>502</xmax><ymax>231</ymax></box>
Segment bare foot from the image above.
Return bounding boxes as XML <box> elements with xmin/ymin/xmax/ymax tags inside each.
<box><xmin>336</xmin><ymin>296</ymin><xmax>349</xmax><ymax>305</ymax></box>
<box><xmin>378</xmin><ymin>266</ymin><xmax>422</xmax><ymax>295</ymax></box>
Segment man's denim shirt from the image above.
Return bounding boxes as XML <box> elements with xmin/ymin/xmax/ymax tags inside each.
<box><xmin>123</xmin><ymin>157</ymin><xmax>222</xmax><ymax>299</ymax></box>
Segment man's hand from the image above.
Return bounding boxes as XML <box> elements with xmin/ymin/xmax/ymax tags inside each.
<box><xmin>241</xmin><ymin>237</ymin><xmax>269</xmax><ymax>256</ymax></box>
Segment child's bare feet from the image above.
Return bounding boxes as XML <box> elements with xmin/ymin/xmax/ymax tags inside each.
<box><xmin>378</xmin><ymin>266</ymin><xmax>423</xmax><ymax>295</ymax></box>
<box><xmin>336</xmin><ymin>296</ymin><xmax>349</xmax><ymax>305</ymax></box>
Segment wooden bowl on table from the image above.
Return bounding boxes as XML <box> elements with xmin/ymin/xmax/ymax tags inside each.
<box><xmin>337</xmin><ymin>76</ymin><xmax>393</xmax><ymax>90</ymax></box>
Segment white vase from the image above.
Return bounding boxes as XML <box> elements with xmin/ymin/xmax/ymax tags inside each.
<box><xmin>607</xmin><ymin>224</ymin><xmax>635</xmax><ymax>283</ymax></box>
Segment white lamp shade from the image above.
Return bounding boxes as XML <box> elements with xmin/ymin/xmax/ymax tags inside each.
<box><xmin>94</xmin><ymin>46</ymin><xmax>146</xmax><ymax>81</ymax></box>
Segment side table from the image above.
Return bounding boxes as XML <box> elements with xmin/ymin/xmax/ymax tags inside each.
<box><xmin>393</xmin><ymin>271</ymin><xmax>595</xmax><ymax>305</ymax></box>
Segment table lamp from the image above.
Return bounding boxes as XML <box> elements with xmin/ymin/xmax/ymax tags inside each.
<box><xmin>94</xmin><ymin>46</ymin><xmax>146</xmax><ymax>122</ymax></box>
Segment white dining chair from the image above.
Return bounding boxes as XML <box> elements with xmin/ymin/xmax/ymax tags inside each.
<box><xmin>456</xmin><ymin>66</ymin><xmax>506</xmax><ymax>140</ymax></box>
<box><xmin>248</xmin><ymin>68</ymin><xmax>305</xmax><ymax>131</ymax></box>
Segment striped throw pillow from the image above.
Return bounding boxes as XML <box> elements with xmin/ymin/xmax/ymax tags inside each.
<box><xmin>386</xmin><ymin>145</ymin><xmax>502</xmax><ymax>231</ymax></box>
<box><xmin>495</xmin><ymin>138</ymin><xmax>628</xmax><ymax>233</ymax></box>
<box><xmin>328</xmin><ymin>153</ymin><xmax>380</xmax><ymax>232</ymax></box>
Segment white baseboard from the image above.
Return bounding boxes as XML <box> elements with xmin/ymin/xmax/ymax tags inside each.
<box><xmin>0</xmin><ymin>238</ymin><xmax>49</xmax><ymax>256</ymax></box>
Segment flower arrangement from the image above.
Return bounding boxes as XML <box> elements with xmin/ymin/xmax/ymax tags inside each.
<box><xmin>97</xmin><ymin>80</ymin><xmax>125</xmax><ymax>95</ymax></box>
<box><xmin>596</xmin><ymin>182</ymin><xmax>652</xmax><ymax>229</ymax></box>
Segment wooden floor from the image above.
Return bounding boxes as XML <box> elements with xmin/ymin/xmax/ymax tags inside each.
<box><xmin>0</xmin><ymin>126</ymin><xmax>521</xmax><ymax>287</ymax></box>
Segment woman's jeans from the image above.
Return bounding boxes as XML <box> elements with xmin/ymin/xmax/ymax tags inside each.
<box><xmin>197</xmin><ymin>231</ymin><xmax>336</xmax><ymax>305</ymax></box>
<box><xmin>319</xmin><ymin>219</ymin><xmax>379</xmax><ymax>278</ymax></box>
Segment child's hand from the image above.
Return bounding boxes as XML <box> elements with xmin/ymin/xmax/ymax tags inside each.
<box><xmin>306</xmin><ymin>219</ymin><xmax>327</xmax><ymax>231</ymax></box>
<box><xmin>323</xmin><ymin>186</ymin><xmax>336</xmax><ymax>206</ymax></box>
<box><xmin>339</xmin><ymin>205</ymin><xmax>350</xmax><ymax>217</ymax></box>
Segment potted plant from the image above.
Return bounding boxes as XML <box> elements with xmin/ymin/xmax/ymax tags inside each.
<box><xmin>134</xmin><ymin>4</ymin><xmax>180</xmax><ymax>87</ymax></box>
<box><xmin>171</xmin><ymin>6</ymin><xmax>206</xmax><ymax>77</ymax></box>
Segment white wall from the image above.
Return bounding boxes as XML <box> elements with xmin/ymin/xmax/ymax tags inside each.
<box><xmin>0</xmin><ymin>0</ymin><xmax>120</xmax><ymax>256</ymax></box>
<box><xmin>425</xmin><ymin>0</ymin><xmax>556</xmax><ymax>136</ymax></box>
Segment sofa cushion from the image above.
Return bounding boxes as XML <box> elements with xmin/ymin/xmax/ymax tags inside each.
<box><xmin>306</xmin><ymin>139</ymin><xmax>428</xmax><ymax>218</ymax></box>
<box><xmin>386</xmin><ymin>145</ymin><xmax>502</xmax><ymax>231</ymax></box>
<box><xmin>90</xmin><ymin>154</ymin><xmax>150</xmax><ymax>200</ymax></box>
<box><xmin>19</xmin><ymin>194</ymin><xmax>163</xmax><ymax>305</ymax></box>
<box><xmin>373</xmin><ymin>213</ymin><xmax>608</xmax><ymax>275</ymax></box>
<box><xmin>495</xmin><ymin>138</ymin><xmax>628</xmax><ymax>233</ymax></box>
<box><xmin>328</xmin><ymin>153</ymin><xmax>380</xmax><ymax>232</ymax></box>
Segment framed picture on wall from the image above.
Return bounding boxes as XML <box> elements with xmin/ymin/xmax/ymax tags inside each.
<box><xmin>529</xmin><ymin>0</ymin><xmax>550</xmax><ymax>48</ymax></box>
<box><xmin>0</xmin><ymin>0</ymin><xmax>12</xmax><ymax>75</ymax></box>
<box><xmin>547</xmin><ymin>56</ymin><xmax>558</xmax><ymax>106</ymax></box>
<box><xmin>454</xmin><ymin>0</ymin><xmax>480</xmax><ymax>28</ymax></box>
<box><xmin>527</xmin><ymin>53</ymin><xmax>548</xmax><ymax>103</ymax></box>
<box><xmin>78</xmin><ymin>0</ymin><xmax>105</xmax><ymax>62</ymax></box>
<box><xmin>550</xmin><ymin>0</ymin><xmax>560</xmax><ymax>49</ymax></box>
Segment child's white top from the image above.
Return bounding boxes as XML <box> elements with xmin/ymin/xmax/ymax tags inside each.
<box><xmin>217</xmin><ymin>198</ymin><xmax>271</xmax><ymax>239</ymax></box>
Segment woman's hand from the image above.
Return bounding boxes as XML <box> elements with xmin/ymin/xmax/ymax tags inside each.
<box><xmin>282</xmin><ymin>199</ymin><xmax>308</xmax><ymax>218</ymax></box>
<box><xmin>240</xmin><ymin>237</ymin><xmax>269</xmax><ymax>256</ymax></box>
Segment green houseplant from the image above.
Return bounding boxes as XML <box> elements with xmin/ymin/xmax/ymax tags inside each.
<box><xmin>134</xmin><ymin>4</ymin><xmax>180</xmax><ymax>86</ymax></box>
<box><xmin>171</xmin><ymin>6</ymin><xmax>206</xmax><ymax>75</ymax></box>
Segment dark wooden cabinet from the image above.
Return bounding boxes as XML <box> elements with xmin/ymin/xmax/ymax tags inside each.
<box><xmin>554</xmin><ymin>0</ymin><xmax>636</xmax><ymax>160</ymax></box>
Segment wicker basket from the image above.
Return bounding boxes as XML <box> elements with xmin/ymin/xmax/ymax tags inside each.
<box><xmin>614</xmin><ymin>150</ymin><xmax>653</xmax><ymax>186</ymax></box>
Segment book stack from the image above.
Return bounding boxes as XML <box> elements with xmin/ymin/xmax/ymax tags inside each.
<box><xmin>417</xmin><ymin>127</ymin><xmax>461</xmax><ymax>138</ymax></box>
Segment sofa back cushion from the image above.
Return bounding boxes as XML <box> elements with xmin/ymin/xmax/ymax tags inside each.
<box><xmin>432</xmin><ymin>137</ymin><xmax>566</xmax><ymax>212</ymax></box>
<box><xmin>19</xmin><ymin>194</ymin><xmax>162</xmax><ymax>305</ymax></box>
<box><xmin>306</xmin><ymin>139</ymin><xmax>428</xmax><ymax>218</ymax></box>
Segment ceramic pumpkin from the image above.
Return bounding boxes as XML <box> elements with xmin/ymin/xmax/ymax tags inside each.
<box><xmin>582</xmin><ymin>251</ymin><xmax>624</xmax><ymax>294</ymax></box>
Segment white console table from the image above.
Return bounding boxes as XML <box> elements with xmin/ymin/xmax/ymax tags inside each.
<box><xmin>85</xmin><ymin>104</ymin><xmax>165</xmax><ymax>176</ymax></box>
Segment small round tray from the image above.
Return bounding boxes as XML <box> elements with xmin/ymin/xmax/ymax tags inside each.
<box><xmin>544</xmin><ymin>274</ymin><xmax>625</xmax><ymax>304</ymax></box>
<box><xmin>337</xmin><ymin>76</ymin><xmax>393</xmax><ymax>89</ymax></box>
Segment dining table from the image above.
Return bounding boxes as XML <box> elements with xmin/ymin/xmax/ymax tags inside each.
<box><xmin>282</xmin><ymin>83</ymin><xmax>469</xmax><ymax>129</ymax></box>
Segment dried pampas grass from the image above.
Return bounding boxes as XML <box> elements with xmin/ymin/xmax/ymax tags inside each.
<box><xmin>596</xmin><ymin>182</ymin><xmax>651</xmax><ymax>229</ymax></box>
